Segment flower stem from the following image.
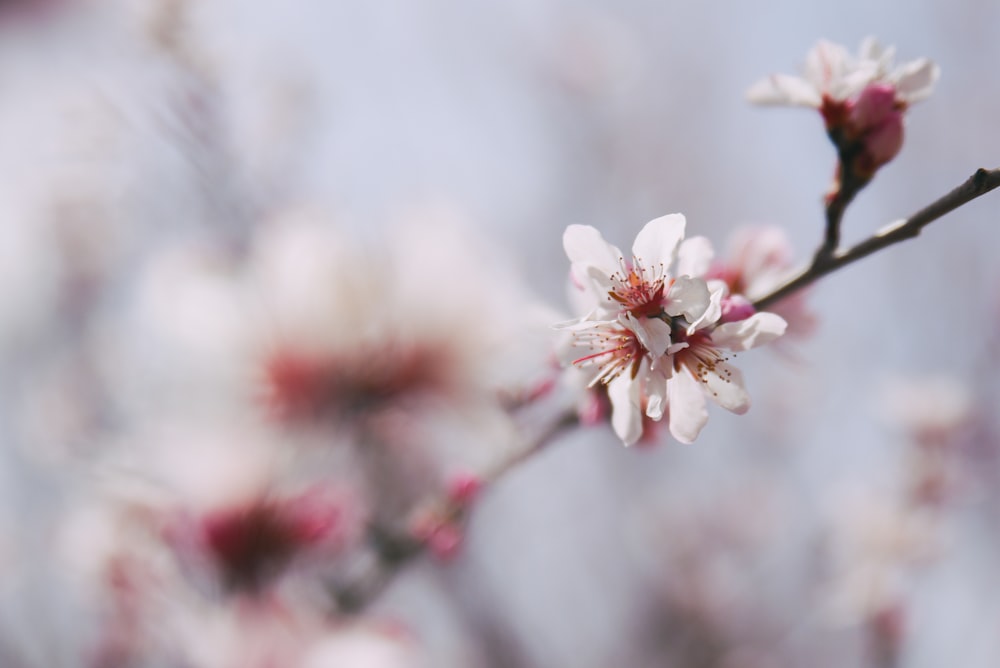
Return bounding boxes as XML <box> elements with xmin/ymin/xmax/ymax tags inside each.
<box><xmin>814</xmin><ymin>162</ymin><xmax>867</xmax><ymax>263</ymax></box>
<box><xmin>754</xmin><ymin>167</ymin><xmax>1000</xmax><ymax>311</ymax></box>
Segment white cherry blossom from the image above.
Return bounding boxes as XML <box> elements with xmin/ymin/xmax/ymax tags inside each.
<box><xmin>559</xmin><ymin>215</ymin><xmax>786</xmax><ymax>445</ymax></box>
<box><xmin>746</xmin><ymin>37</ymin><xmax>939</xmax><ymax>111</ymax></box>
<box><xmin>665</xmin><ymin>306</ymin><xmax>787</xmax><ymax>443</ymax></box>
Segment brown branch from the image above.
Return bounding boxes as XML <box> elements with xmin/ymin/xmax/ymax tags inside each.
<box><xmin>754</xmin><ymin>168</ymin><xmax>1000</xmax><ymax>311</ymax></box>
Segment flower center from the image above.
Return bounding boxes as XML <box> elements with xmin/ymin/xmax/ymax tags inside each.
<box><xmin>607</xmin><ymin>256</ymin><xmax>668</xmax><ymax>319</ymax></box>
<box><xmin>672</xmin><ymin>331</ymin><xmax>733</xmax><ymax>396</ymax></box>
<box><xmin>571</xmin><ymin>322</ymin><xmax>645</xmax><ymax>386</ymax></box>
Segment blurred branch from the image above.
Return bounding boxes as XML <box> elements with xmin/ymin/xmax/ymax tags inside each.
<box><xmin>333</xmin><ymin>408</ymin><xmax>579</xmax><ymax>613</ymax></box>
<box><xmin>754</xmin><ymin>167</ymin><xmax>1000</xmax><ymax>311</ymax></box>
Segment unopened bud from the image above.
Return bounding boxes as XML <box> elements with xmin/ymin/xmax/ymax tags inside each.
<box><xmin>848</xmin><ymin>84</ymin><xmax>905</xmax><ymax>177</ymax></box>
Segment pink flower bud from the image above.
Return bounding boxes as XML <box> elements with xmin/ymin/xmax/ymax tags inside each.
<box><xmin>409</xmin><ymin>512</ymin><xmax>464</xmax><ymax>561</ymax></box>
<box><xmin>719</xmin><ymin>295</ymin><xmax>756</xmax><ymax>324</ymax></box>
<box><xmin>848</xmin><ymin>84</ymin><xmax>905</xmax><ymax>175</ymax></box>
<box><xmin>426</xmin><ymin>522</ymin><xmax>463</xmax><ymax>561</ymax></box>
<box><xmin>446</xmin><ymin>472</ymin><xmax>482</xmax><ymax>506</ymax></box>
<box><xmin>850</xmin><ymin>84</ymin><xmax>898</xmax><ymax>129</ymax></box>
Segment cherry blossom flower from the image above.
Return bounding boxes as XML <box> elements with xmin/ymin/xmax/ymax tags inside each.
<box><xmin>707</xmin><ymin>225</ymin><xmax>817</xmax><ymax>340</ymax></box>
<box><xmin>747</xmin><ymin>37</ymin><xmax>939</xmax><ymax>176</ymax></box>
<box><xmin>663</xmin><ymin>302</ymin><xmax>786</xmax><ymax>443</ymax></box>
<box><xmin>878</xmin><ymin>375</ymin><xmax>973</xmax><ymax>443</ymax></box>
<box><xmin>559</xmin><ymin>215</ymin><xmax>786</xmax><ymax>445</ymax></box>
<box><xmin>746</xmin><ymin>37</ymin><xmax>939</xmax><ymax>116</ymax></box>
<box><xmin>165</xmin><ymin>483</ymin><xmax>358</xmax><ymax>595</ymax></box>
<box><xmin>823</xmin><ymin>488</ymin><xmax>941</xmax><ymax>628</ymax></box>
<box><xmin>563</xmin><ymin>214</ymin><xmax>715</xmax><ymax>355</ymax></box>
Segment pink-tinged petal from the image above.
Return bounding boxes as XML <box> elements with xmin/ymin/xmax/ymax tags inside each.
<box><xmin>719</xmin><ymin>295</ymin><xmax>756</xmax><ymax>324</ymax></box>
<box><xmin>804</xmin><ymin>40</ymin><xmax>846</xmax><ymax>87</ymax></box>
<box><xmin>711</xmin><ymin>312</ymin><xmax>787</xmax><ymax>351</ymax></box>
<box><xmin>676</xmin><ymin>236</ymin><xmax>714</xmax><ymax>278</ymax></box>
<box><xmin>664</xmin><ymin>276</ymin><xmax>711</xmax><ymax>322</ymax></box>
<box><xmin>667</xmin><ymin>370</ymin><xmax>708</xmax><ymax>444</ymax></box>
<box><xmin>632</xmin><ymin>214</ymin><xmax>686</xmax><ymax>268</ymax></box>
<box><xmin>607</xmin><ymin>373</ymin><xmax>642</xmax><ymax>446</ymax></box>
<box><xmin>622</xmin><ymin>312</ymin><xmax>672</xmax><ymax>359</ymax></box>
<box><xmin>563</xmin><ymin>224</ymin><xmax>622</xmax><ymax>279</ymax></box>
<box><xmin>829</xmin><ymin>65</ymin><xmax>879</xmax><ymax>101</ymax></box>
<box><xmin>893</xmin><ymin>59</ymin><xmax>939</xmax><ymax>104</ymax></box>
<box><xmin>584</xmin><ymin>264</ymin><xmax>621</xmax><ymax>301</ymax></box>
<box><xmin>685</xmin><ymin>284</ymin><xmax>725</xmax><ymax>334</ymax></box>
<box><xmin>703</xmin><ymin>361</ymin><xmax>750</xmax><ymax>414</ymax></box>
<box><xmin>726</xmin><ymin>225</ymin><xmax>794</xmax><ymax>280</ymax></box>
<box><xmin>746</xmin><ymin>74</ymin><xmax>821</xmax><ymax>107</ymax></box>
<box><xmin>567</xmin><ymin>274</ymin><xmax>603</xmax><ymax>316</ymax></box>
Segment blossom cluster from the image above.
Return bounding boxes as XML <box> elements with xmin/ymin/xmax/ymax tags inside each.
<box><xmin>559</xmin><ymin>214</ymin><xmax>787</xmax><ymax>445</ymax></box>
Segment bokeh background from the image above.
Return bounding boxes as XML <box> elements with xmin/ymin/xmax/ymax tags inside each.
<box><xmin>0</xmin><ymin>1</ymin><xmax>999</xmax><ymax>666</ymax></box>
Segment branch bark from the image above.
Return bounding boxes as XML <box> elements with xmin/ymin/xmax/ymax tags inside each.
<box><xmin>754</xmin><ymin>168</ymin><xmax>1000</xmax><ymax>311</ymax></box>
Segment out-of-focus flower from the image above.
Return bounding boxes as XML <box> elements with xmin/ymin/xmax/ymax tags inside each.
<box><xmin>107</xmin><ymin>205</ymin><xmax>557</xmax><ymax>530</ymax></box>
<box><xmin>823</xmin><ymin>488</ymin><xmax>940</xmax><ymax>627</ymax></box>
<box><xmin>707</xmin><ymin>225</ymin><xmax>817</xmax><ymax>340</ymax></box>
<box><xmin>252</xmin><ymin>208</ymin><xmax>555</xmax><ymax>430</ymax></box>
<box><xmin>181</xmin><ymin>600</ymin><xmax>422</xmax><ymax>668</ymax></box>
<box><xmin>878</xmin><ymin>375</ymin><xmax>973</xmax><ymax>443</ymax></box>
<box><xmin>877</xmin><ymin>375</ymin><xmax>974</xmax><ymax>506</ymax></box>
<box><xmin>166</xmin><ymin>483</ymin><xmax>360</xmax><ymax>595</ymax></box>
<box><xmin>300</xmin><ymin>623</ymin><xmax>425</xmax><ymax>668</ymax></box>
<box><xmin>122</xmin><ymin>425</ymin><xmax>365</xmax><ymax>597</ymax></box>
<box><xmin>559</xmin><ymin>215</ymin><xmax>785</xmax><ymax>445</ymax></box>
<box><xmin>747</xmin><ymin>37</ymin><xmax>939</xmax><ymax>177</ymax></box>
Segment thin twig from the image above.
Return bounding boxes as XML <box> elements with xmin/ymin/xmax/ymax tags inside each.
<box><xmin>482</xmin><ymin>410</ymin><xmax>579</xmax><ymax>485</ymax></box>
<box><xmin>815</xmin><ymin>164</ymin><xmax>867</xmax><ymax>263</ymax></box>
<box><xmin>333</xmin><ymin>409</ymin><xmax>579</xmax><ymax>612</ymax></box>
<box><xmin>754</xmin><ymin>168</ymin><xmax>1000</xmax><ymax>311</ymax></box>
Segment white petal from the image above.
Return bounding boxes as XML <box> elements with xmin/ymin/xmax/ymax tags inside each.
<box><xmin>667</xmin><ymin>370</ymin><xmax>708</xmax><ymax>444</ymax></box>
<box><xmin>664</xmin><ymin>276</ymin><xmax>711</xmax><ymax>322</ymax></box>
<box><xmin>622</xmin><ymin>312</ymin><xmax>672</xmax><ymax>359</ymax></box>
<box><xmin>711</xmin><ymin>312</ymin><xmax>787</xmax><ymax>351</ymax></box>
<box><xmin>746</xmin><ymin>74</ymin><xmax>821</xmax><ymax>107</ymax></box>
<box><xmin>703</xmin><ymin>361</ymin><xmax>751</xmax><ymax>414</ymax></box>
<box><xmin>607</xmin><ymin>373</ymin><xmax>642</xmax><ymax>446</ymax></box>
<box><xmin>893</xmin><ymin>59</ymin><xmax>939</xmax><ymax>104</ymax></box>
<box><xmin>632</xmin><ymin>214</ymin><xmax>686</xmax><ymax>268</ymax></box>
<box><xmin>584</xmin><ymin>264</ymin><xmax>621</xmax><ymax>300</ymax></box>
<box><xmin>829</xmin><ymin>65</ymin><xmax>879</xmax><ymax>101</ymax></box>
<box><xmin>567</xmin><ymin>274</ymin><xmax>605</xmax><ymax>316</ymax></box>
<box><xmin>804</xmin><ymin>40</ymin><xmax>852</xmax><ymax>90</ymax></box>
<box><xmin>685</xmin><ymin>284</ymin><xmax>725</xmax><ymax>334</ymax></box>
<box><xmin>676</xmin><ymin>236</ymin><xmax>714</xmax><ymax>278</ymax></box>
<box><xmin>858</xmin><ymin>36</ymin><xmax>883</xmax><ymax>61</ymax></box>
<box><xmin>563</xmin><ymin>224</ymin><xmax>623</xmax><ymax>280</ymax></box>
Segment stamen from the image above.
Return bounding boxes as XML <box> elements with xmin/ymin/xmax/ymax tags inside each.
<box><xmin>570</xmin><ymin>324</ymin><xmax>646</xmax><ymax>386</ymax></box>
